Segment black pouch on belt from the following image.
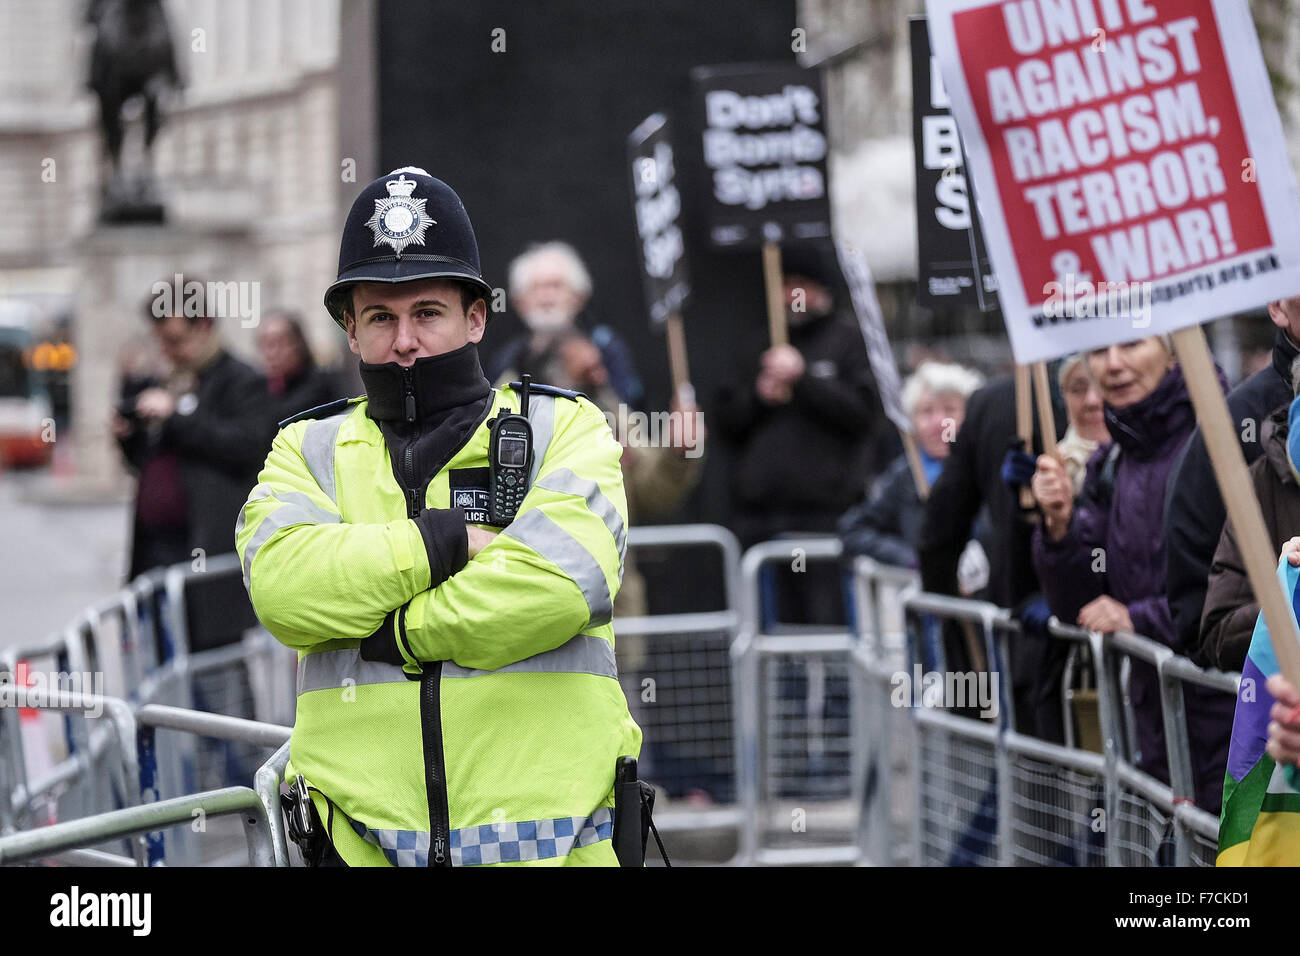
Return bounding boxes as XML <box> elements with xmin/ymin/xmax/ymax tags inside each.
<box><xmin>613</xmin><ymin>756</ymin><xmax>671</xmax><ymax>867</ymax></box>
<box><xmin>613</xmin><ymin>756</ymin><xmax>643</xmax><ymax>867</ymax></box>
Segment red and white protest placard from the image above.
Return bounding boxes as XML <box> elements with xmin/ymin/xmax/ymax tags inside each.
<box><xmin>926</xmin><ymin>0</ymin><xmax>1300</xmax><ymax>363</ymax></box>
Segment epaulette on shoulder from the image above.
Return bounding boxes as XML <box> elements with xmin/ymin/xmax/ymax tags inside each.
<box><xmin>278</xmin><ymin>396</ymin><xmax>360</xmax><ymax>429</ymax></box>
<box><xmin>506</xmin><ymin>381</ymin><xmax>586</xmax><ymax>402</ymax></box>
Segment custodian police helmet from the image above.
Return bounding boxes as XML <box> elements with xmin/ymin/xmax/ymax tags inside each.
<box><xmin>324</xmin><ymin>166</ymin><xmax>493</xmax><ymax>329</ymax></box>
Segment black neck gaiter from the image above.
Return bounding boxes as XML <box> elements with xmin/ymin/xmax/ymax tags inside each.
<box><xmin>360</xmin><ymin>343</ymin><xmax>495</xmax><ymax>504</ymax></box>
<box><xmin>360</xmin><ymin>342</ymin><xmax>492</xmax><ymax>425</ymax></box>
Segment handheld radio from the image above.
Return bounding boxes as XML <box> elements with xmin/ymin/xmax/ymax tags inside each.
<box><xmin>487</xmin><ymin>374</ymin><xmax>534</xmax><ymax>525</ymax></box>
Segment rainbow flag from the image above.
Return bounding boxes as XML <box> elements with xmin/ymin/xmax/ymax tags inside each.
<box><xmin>1217</xmin><ymin>558</ymin><xmax>1300</xmax><ymax>866</ymax></box>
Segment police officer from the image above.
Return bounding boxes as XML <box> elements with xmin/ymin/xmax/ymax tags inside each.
<box><xmin>236</xmin><ymin>167</ymin><xmax>641</xmax><ymax>866</ymax></box>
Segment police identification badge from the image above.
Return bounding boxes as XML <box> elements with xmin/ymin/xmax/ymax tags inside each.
<box><xmin>365</xmin><ymin>173</ymin><xmax>436</xmax><ymax>258</ymax></box>
<box><xmin>449</xmin><ymin>468</ymin><xmax>491</xmax><ymax>524</ymax></box>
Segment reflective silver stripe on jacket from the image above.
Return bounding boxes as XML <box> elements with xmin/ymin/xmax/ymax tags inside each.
<box><xmin>300</xmin><ymin>413</ymin><xmax>348</xmax><ymax>503</ymax></box>
<box><xmin>297</xmin><ymin>633</ymin><xmax>617</xmax><ymax>695</ymax></box>
<box><xmin>501</xmin><ymin>508</ymin><xmax>613</xmax><ymax>626</ymax></box>
<box><xmin>443</xmin><ymin>634</ymin><xmax>616</xmax><ymax>679</ymax></box>
<box><xmin>526</xmin><ymin>395</ymin><xmax>555</xmax><ymax>489</ymax></box>
<box><xmin>235</xmin><ymin>484</ymin><xmax>275</xmax><ymax>540</ymax></box>
<box><xmin>534</xmin><ymin>467</ymin><xmax>626</xmax><ymax>570</ymax></box>
<box><xmin>296</xmin><ymin>650</ymin><xmax>407</xmax><ymax>696</ymax></box>
<box><xmin>241</xmin><ymin>493</ymin><xmax>341</xmax><ymax>589</ymax></box>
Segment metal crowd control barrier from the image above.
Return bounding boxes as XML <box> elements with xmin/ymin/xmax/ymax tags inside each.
<box><xmin>998</xmin><ymin>619</ymin><xmax>1107</xmax><ymax>867</ymax></box>
<box><xmin>132</xmin><ymin>704</ymin><xmax>291</xmax><ymax>866</ymax></box>
<box><xmin>254</xmin><ymin>740</ymin><xmax>294</xmax><ymax>867</ymax></box>
<box><xmin>900</xmin><ymin>590</ymin><xmax>1007</xmax><ymax>867</ymax></box>
<box><xmin>850</xmin><ymin>557</ymin><xmax>919</xmax><ymax>867</ymax></box>
<box><xmin>734</xmin><ymin>536</ymin><xmax>860</xmax><ymax>866</ymax></box>
<box><xmin>0</xmin><ymin>787</ymin><xmax>277</xmax><ymax>867</ymax></box>
<box><xmin>1159</xmin><ymin>655</ymin><xmax>1239</xmax><ymax>867</ymax></box>
<box><xmin>0</xmin><ymin>657</ymin><xmax>136</xmax><ymax>846</ymax></box>
<box><xmin>615</xmin><ymin>524</ymin><xmax>744</xmax><ymax>852</ymax></box>
<box><xmin>0</xmin><ymin>553</ymin><xmax>297</xmax><ymax>865</ymax></box>
<box><xmin>0</xmin><ymin>682</ymin><xmax>293</xmax><ymax>866</ymax></box>
<box><xmin>1097</xmin><ymin>630</ymin><xmax>1178</xmax><ymax>866</ymax></box>
<box><xmin>0</xmin><ymin>683</ymin><xmax>144</xmax><ymax>863</ymax></box>
<box><xmin>847</xmin><ymin>569</ymin><xmax>1240</xmax><ymax>868</ymax></box>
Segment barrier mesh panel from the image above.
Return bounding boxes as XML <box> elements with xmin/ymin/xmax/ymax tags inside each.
<box><xmin>917</xmin><ymin>720</ymin><xmax>999</xmax><ymax>866</ymax></box>
<box><xmin>1006</xmin><ymin>752</ymin><xmax>1105</xmax><ymax>866</ymax></box>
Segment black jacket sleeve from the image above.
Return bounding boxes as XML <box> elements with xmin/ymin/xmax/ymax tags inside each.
<box><xmin>1164</xmin><ymin>433</ymin><xmax>1226</xmax><ymax>663</ymax></box>
<box><xmin>158</xmin><ymin>357</ymin><xmax>273</xmax><ymax>476</ymax></box>
<box><xmin>414</xmin><ymin>507</ymin><xmax>470</xmax><ymax>587</ymax></box>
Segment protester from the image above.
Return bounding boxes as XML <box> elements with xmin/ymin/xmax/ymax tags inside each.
<box><xmin>1217</xmin><ymin>533</ymin><xmax>1300</xmax><ymax>865</ymax></box>
<box><xmin>1166</xmin><ymin>296</ymin><xmax>1300</xmax><ymax>667</ymax></box>
<box><xmin>256</xmin><ymin>308</ymin><xmax>341</xmax><ymax>424</ymax></box>
<box><xmin>919</xmin><ymin>373</ymin><xmax>1061</xmax><ymax>613</ymax></box>
<box><xmin>488</xmin><ymin>240</ymin><xmax>643</xmax><ymax>406</ymax></box>
<box><xmin>1199</xmin><ymin>368</ymin><xmax>1300</xmax><ymax>672</ymax></box>
<box><xmin>713</xmin><ymin>243</ymin><xmax>882</xmax><ymax>626</ymax></box>
<box><xmin>1055</xmin><ymin>353</ymin><xmax>1109</xmax><ymax>495</ymax></box>
<box><xmin>839</xmin><ymin>360</ymin><xmax>983</xmax><ymax>569</ymax></box>
<box><xmin>1030</xmin><ymin>336</ymin><xmax>1234</xmax><ymax>811</ymax></box>
<box><xmin>917</xmin><ymin>371</ymin><xmax>1064</xmax><ymax>737</ymax></box>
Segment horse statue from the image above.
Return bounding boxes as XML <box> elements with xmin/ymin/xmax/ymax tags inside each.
<box><xmin>86</xmin><ymin>0</ymin><xmax>184</xmax><ymax>222</ymax></box>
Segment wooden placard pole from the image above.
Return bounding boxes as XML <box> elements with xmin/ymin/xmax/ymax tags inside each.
<box><xmin>1172</xmin><ymin>324</ymin><xmax>1300</xmax><ymax>686</ymax></box>
<box><xmin>1015</xmin><ymin>364</ymin><xmax>1035</xmax><ymax>509</ymax></box>
<box><xmin>762</xmin><ymin>241</ymin><xmax>789</xmax><ymax>348</ymax></box>
<box><xmin>664</xmin><ymin>312</ymin><xmax>694</xmax><ymax>407</ymax></box>
<box><xmin>903</xmin><ymin>431</ymin><xmax>930</xmax><ymax>501</ymax></box>
<box><xmin>1031</xmin><ymin>361</ymin><xmax>1058</xmax><ymax>457</ymax></box>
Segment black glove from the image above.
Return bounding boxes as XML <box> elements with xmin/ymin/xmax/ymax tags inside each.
<box><xmin>359</xmin><ymin>607</ymin><xmax>408</xmax><ymax>665</ymax></box>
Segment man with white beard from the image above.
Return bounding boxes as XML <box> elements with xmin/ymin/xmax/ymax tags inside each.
<box><xmin>487</xmin><ymin>241</ymin><xmax>644</xmax><ymax>407</ymax></box>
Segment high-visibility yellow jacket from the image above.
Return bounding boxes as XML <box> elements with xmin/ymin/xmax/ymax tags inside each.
<box><xmin>235</xmin><ymin>382</ymin><xmax>641</xmax><ymax>866</ymax></box>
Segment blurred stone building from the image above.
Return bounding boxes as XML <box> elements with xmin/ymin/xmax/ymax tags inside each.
<box><xmin>0</xmin><ymin>0</ymin><xmax>368</xmax><ymax>488</ymax></box>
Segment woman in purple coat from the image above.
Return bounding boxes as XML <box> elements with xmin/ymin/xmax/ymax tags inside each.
<box><xmin>1030</xmin><ymin>335</ymin><xmax>1234</xmax><ymax>812</ymax></box>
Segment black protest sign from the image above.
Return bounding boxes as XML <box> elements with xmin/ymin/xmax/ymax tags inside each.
<box><xmin>911</xmin><ymin>16</ymin><xmax>998</xmax><ymax>311</ymax></box>
<box><xmin>691</xmin><ymin>62</ymin><xmax>833</xmax><ymax>249</ymax></box>
<box><xmin>628</xmin><ymin>113</ymin><xmax>691</xmax><ymax>328</ymax></box>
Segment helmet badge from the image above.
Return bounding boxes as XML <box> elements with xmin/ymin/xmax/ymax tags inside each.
<box><xmin>365</xmin><ymin>173</ymin><xmax>436</xmax><ymax>259</ymax></box>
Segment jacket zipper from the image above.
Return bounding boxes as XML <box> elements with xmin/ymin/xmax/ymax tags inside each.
<box><xmin>398</xmin><ymin>363</ymin><xmax>451</xmax><ymax>866</ymax></box>
<box><xmin>403</xmin><ymin>369</ymin><xmax>422</xmax><ymax>519</ymax></box>
<box><xmin>402</xmin><ymin>365</ymin><xmax>417</xmax><ymax>424</ymax></box>
<box><xmin>420</xmin><ymin>662</ymin><xmax>451</xmax><ymax>866</ymax></box>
